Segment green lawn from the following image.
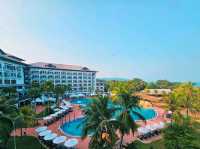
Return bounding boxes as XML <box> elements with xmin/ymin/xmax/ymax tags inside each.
<box><xmin>7</xmin><ymin>136</ymin><xmax>46</xmax><ymax>149</ymax></box>
<box><xmin>127</xmin><ymin>140</ymin><xmax>164</xmax><ymax>149</ymax></box>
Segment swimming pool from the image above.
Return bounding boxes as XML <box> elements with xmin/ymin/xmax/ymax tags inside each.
<box><xmin>61</xmin><ymin>98</ymin><xmax>157</xmax><ymax>137</ymax></box>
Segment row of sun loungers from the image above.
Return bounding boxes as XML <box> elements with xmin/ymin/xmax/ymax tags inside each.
<box><xmin>36</xmin><ymin>126</ymin><xmax>78</xmax><ymax>149</ymax></box>
<box><xmin>43</xmin><ymin>104</ymin><xmax>73</xmax><ymax>126</ymax></box>
<box><xmin>137</xmin><ymin>122</ymin><xmax>165</xmax><ymax>141</ymax></box>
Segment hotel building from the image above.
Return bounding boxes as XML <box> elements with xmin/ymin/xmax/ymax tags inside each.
<box><xmin>96</xmin><ymin>79</ymin><xmax>105</xmax><ymax>94</ymax></box>
<box><xmin>28</xmin><ymin>62</ymin><xmax>97</xmax><ymax>94</ymax></box>
<box><xmin>0</xmin><ymin>49</ymin><xmax>26</xmax><ymax>91</ymax></box>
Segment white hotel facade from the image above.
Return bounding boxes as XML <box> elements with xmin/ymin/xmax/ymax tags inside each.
<box><xmin>28</xmin><ymin>62</ymin><xmax>97</xmax><ymax>94</ymax></box>
<box><xmin>0</xmin><ymin>49</ymin><xmax>99</xmax><ymax>95</ymax></box>
<box><xmin>0</xmin><ymin>49</ymin><xmax>25</xmax><ymax>91</ymax></box>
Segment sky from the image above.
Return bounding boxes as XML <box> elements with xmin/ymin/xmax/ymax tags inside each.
<box><xmin>0</xmin><ymin>0</ymin><xmax>200</xmax><ymax>82</ymax></box>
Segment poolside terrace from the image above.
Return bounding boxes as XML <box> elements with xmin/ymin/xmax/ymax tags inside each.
<box><xmin>11</xmin><ymin>98</ymin><xmax>169</xmax><ymax>149</ymax></box>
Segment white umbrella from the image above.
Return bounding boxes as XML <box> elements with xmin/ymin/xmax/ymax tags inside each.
<box><xmin>44</xmin><ymin>133</ymin><xmax>57</xmax><ymax>141</ymax></box>
<box><xmin>152</xmin><ymin>123</ymin><xmax>160</xmax><ymax>130</ymax></box>
<box><xmin>167</xmin><ymin>111</ymin><xmax>172</xmax><ymax>114</ymax></box>
<box><xmin>159</xmin><ymin>122</ymin><xmax>165</xmax><ymax>129</ymax></box>
<box><xmin>35</xmin><ymin>98</ymin><xmax>42</xmax><ymax>103</ymax></box>
<box><xmin>43</xmin><ymin>116</ymin><xmax>52</xmax><ymax>120</ymax></box>
<box><xmin>64</xmin><ymin>138</ymin><xmax>78</xmax><ymax>148</ymax></box>
<box><xmin>54</xmin><ymin>108</ymin><xmax>60</xmax><ymax>112</ymax></box>
<box><xmin>57</xmin><ymin>111</ymin><xmax>63</xmax><ymax>114</ymax></box>
<box><xmin>35</xmin><ymin>126</ymin><xmax>47</xmax><ymax>133</ymax></box>
<box><xmin>63</xmin><ymin>100</ymin><xmax>71</xmax><ymax>106</ymax></box>
<box><xmin>53</xmin><ymin>136</ymin><xmax>67</xmax><ymax>144</ymax></box>
<box><xmin>39</xmin><ymin>130</ymin><xmax>52</xmax><ymax>137</ymax></box>
<box><xmin>50</xmin><ymin>113</ymin><xmax>58</xmax><ymax>117</ymax></box>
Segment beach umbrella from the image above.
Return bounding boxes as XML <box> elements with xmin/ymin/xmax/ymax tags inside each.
<box><xmin>64</xmin><ymin>138</ymin><xmax>78</xmax><ymax>148</ymax></box>
<box><xmin>44</xmin><ymin>133</ymin><xmax>57</xmax><ymax>141</ymax></box>
<box><xmin>39</xmin><ymin>130</ymin><xmax>52</xmax><ymax>137</ymax></box>
<box><xmin>53</xmin><ymin>136</ymin><xmax>67</xmax><ymax>144</ymax></box>
<box><xmin>50</xmin><ymin>113</ymin><xmax>58</xmax><ymax>117</ymax></box>
<box><xmin>35</xmin><ymin>98</ymin><xmax>42</xmax><ymax>103</ymax></box>
<box><xmin>35</xmin><ymin>126</ymin><xmax>47</xmax><ymax>133</ymax></box>
<box><xmin>43</xmin><ymin>116</ymin><xmax>52</xmax><ymax>120</ymax></box>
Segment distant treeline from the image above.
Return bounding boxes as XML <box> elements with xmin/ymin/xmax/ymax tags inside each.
<box><xmin>105</xmin><ymin>78</ymin><xmax>181</xmax><ymax>92</ymax></box>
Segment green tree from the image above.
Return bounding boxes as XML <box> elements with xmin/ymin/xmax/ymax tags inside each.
<box><xmin>41</xmin><ymin>81</ymin><xmax>54</xmax><ymax>96</ymax></box>
<box><xmin>130</xmin><ymin>78</ymin><xmax>147</xmax><ymax>91</ymax></box>
<box><xmin>111</xmin><ymin>82</ymin><xmax>146</xmax><ymax>149</ymax></box>
<box><xmin>1</xmin><ymin>87</ymin><xmax>17</xmax><ymax>98</ymax></box>
<box><xmin>156</xmin><ymin>80</ymin><xmax>172</xmax><ymax>89</ymax></box>
<box><xmin>0</xmin><ymin>95</ymin><xmax>19</xmax><ymax>148</ymax></box>
<box><xmin>54</xmin><ymin>84</ymin><xmax>67</xmax><ymax>106</ymax></box>
<box><xmin>82</xmin><ymin>96</ymin><xmax>118</xmax><ymax>149</ymax></box>
<box><xmin>28</xmin><ymin>87</ymin><xmax>41</xmax><ymax>100</ymax></box>
<box><xmin>164</xmin><ymin>116</ymin><xmax>198</xmax><ymax>149</ymax></box>
<box><xmin>19</xmin><ymin>106</ymin><xmax>35</xmax><ymax>135</ymax></box>
<box><xmin>66</xmin><ymin>84</ymin><xmax>72</xmax><ymax>93</ymax></box>
<box><xmin>116</xmin><ymin>92</ymin><xmax>146</xmax><ymax>148</ymax></box>
<box><xmin>165</xmin><ymin>92</ymin><xmax>181</xmax><ymax>126</ymax></box>
<box><xmin>174</xmin><ymin>82</ymin><xmax>198</xmax><ymax>117</ymax></box>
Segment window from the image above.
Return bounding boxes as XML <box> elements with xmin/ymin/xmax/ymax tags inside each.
<box><xmin>11</xmin><ymin>80</ymin><xmax>16</xmax><ymax>84</ymax></box>
<box><xmin>4</xmin><ymin>80</ymin><xmax>10</xmax><ymax>84</ymax></box>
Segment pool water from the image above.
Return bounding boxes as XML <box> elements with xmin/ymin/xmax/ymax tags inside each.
<box><xmin>61</xmin><ymin>98</ymin><xmax>157</xmax><ymax>137</ymax></box>
<box><xmin>70</xmin><ymin>98</ymin><xmax>92</xmax><ymax>106</ymax></box>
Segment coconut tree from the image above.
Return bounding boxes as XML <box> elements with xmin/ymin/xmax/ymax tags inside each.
<box><xmin>82</xmin><ymin>96</ymin><xmax>118</xmax><ymax>149</ymax></box>
<box><xmin>0</xmin><ymin>94</ymin><xmax>19</xmax><ymax>148</ymax></box>
<box><xmin>18</xmin><ymin>106</ymin><xmax>36</xmax><ymax>136</ymax></box>
<box><xmin>54</xmin><ymin>84</ymin><xmax>67</xmax><ymax>106</ymax></box>
<box><xmin>173</xmin><ymin>82</ymin><xmax>198</xmax><ymax>117</ymax></box>
<box><xmin>116</xmin><ymin>92</ymin><xmax>146</xmax><ymax>148</ymax></box>
<box><xmin>110</xmin><ymin>82</ymin><xmax>146</xmax><ymax>149</ymax></box>
<box><xmin>165</xmin><ymin>92</ymin><xmax>182</xmax><ymax>127</ymax></box>
<box><xmin>41</xmin><ymin>81</ymin><xmax>54</xmax><ymax>97</ymax></box>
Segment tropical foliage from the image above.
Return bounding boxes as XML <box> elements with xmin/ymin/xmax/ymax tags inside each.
<box><xmin>54</xmin><ymin>84</ymin><xmax>67</xmax><ymax>106</ymax></box>
<box><xmin>82</xmin><ymin>96</ymin><xmax>118</xmax><ymax>149</ymax></box>
<box><xmin>164</xmin><ymin>116</ymin><xmax>199</xmax><ymax>149</ymax></box>
<box><xmin>166</xmin><ymin>82</ymin><xmax>200</xmax><ymax>118</ymax></box>
<box><xmin>110</xmin><ymin>81</ymin><xmax>146</xmax><ymax>148</ymax></box>
<box><xmin>147</xmin><ymin>80</ymin><xmax>180</xmax><ymax>89</ymax></box>
<box><xmin>0</xmin><ymin>89</ymin><xmax>36</xmax><ymax>148</ymax></box>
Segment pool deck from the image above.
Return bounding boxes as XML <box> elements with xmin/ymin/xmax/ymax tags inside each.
<box><xmin>11</xmin><ymin>99</ymin><xmax>169</xmax><ymax>149</ymax></box>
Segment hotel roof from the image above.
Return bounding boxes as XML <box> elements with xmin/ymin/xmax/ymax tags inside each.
<box><xmin>30</xmin><ymin>62</ymin><xmax>97</xmax><ymax>72</ymax></box>
<box><xmin>0</xmin><ymin>49</ymin><xmax>25</xmax><ymax>64</ymax></box>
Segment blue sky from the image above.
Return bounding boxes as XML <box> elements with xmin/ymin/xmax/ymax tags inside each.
<box><xmin>0</xmin><ymin>0</ymin><xmax>200</xmax><ymax>82</ymax></box>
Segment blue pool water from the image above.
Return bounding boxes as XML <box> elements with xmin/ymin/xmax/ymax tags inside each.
<box><xmin>70</xmin><ymin>98</ymin><xmax>92</xmax><ymax>106</ymax></box>
<box><xmin>61</xmin><ymin>98</ymin><xmax>157</xmax><ymax>137</ymax></box>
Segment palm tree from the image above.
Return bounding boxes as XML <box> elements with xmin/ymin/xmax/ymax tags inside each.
<box><xmin>82</xmin><ymin>96</ymin><xmax>118</xmax><ymax>149</ymax></box>
<box><xmin>41</xmin><ymin>81</ymin><xmax>54</xmax><ymax>97</ymax></box>
<box><xmin>115</xmin><ymin>91</ymin><xmax>146</xmax><ymax>149</ymax></box>
<box><xmin>173</xmin><ymin>82</ymin><xmax>198</xmax><ymax>117</ymax></box>
<box><xmin>54</xmin><ymin>84</ymin><xmax>67</xmax><ymax>106</ymax></box>
<box><xmin>0</xmin><ymin>94</ymin><xmax>19</xmax><ymax>148</ymax></box>
<box><xmin>110</xmin><ymin>82</ymin><xmax>146</xmax><ymax>149</ymax></box>
<box><xmin>19</xmin><ymin>106</ymin><xmax>36</xmax><ymax>136</ymax></box>
<box><xmin>165</xmin><ymin>92</ymin><xmax>181</xmax><ymax>126</ymax></box>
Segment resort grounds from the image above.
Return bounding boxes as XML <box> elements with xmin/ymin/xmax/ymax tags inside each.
<box><xmin>10</xmin><ymin>95</ymin><xmax>170</xmax><ymax>149</ymax></box>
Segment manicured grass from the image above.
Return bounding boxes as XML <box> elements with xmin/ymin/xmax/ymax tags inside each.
<box><xmin>127</xmin><ymin>139</ymin><xmax>164</xmax><ymax>149</ymax></box>
<box><xmin>7</xmin><ymin>136</ymin><xmax>46</xmax><ymax>149</ymax></box>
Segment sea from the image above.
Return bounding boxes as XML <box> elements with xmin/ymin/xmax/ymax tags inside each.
<box><xmin>193</xmin><ymin>82</ymin><xmax>200</xmax><ymax>87</ymax></box>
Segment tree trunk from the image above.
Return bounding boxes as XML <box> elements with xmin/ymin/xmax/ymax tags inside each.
<box><xmin>21</xmin><ymin>128</ymin><xmax>23</xmax><ymax>136</ymax></box>
<box><xmin>120</xmin><ymin>135</ymin><xmax>124</xmax><ymax>149</ymax></box>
